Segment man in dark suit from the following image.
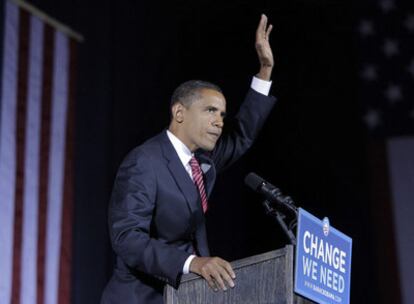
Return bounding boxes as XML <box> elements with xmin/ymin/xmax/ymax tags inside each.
<box><xmin>102</xmin><ymin>14</ymin><xmax>275</xmax><ymax>304</ymax></box>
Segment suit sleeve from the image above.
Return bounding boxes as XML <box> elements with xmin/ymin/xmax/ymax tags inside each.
<box><xmin>108</xmin><ymin>150</ymin><xmax>190</xmax><ymax>288</ymax></box>
<box><xmin>211</xmin><ymin>88</ymin><xmax>276</xmax><ymax>171</ymax></box>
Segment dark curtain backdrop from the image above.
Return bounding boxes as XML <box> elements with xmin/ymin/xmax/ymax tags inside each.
<box><xmin>25</xmin><ymin>0</ymin><xmax>379</xmax><ymax>303</ymax></box>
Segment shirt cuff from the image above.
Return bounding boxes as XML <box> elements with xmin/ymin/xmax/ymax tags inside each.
<box><xmin>250</xmin><ymin>76</ymin><xmax>272</xmax><ymax>96</ymax></box>
<box><xmin>183</xmin><ymin>255</ymin><xmax>196</xmax><ymax>274</ymax></box>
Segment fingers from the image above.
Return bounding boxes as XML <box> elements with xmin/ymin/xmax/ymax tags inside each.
<box><xmin>205</xmin><ymin>268</ymin><xmax>226</xmax><ymax>291</ymax></box>
<box><xmin>222</xmin><ymin>260</ymin><xmax>236</xmax><ymax>280</ymax></box>
<box><xmin>190</xmin><ymin>257</ymin><xmax>236</xmax><ymax>291</ymax></box>
<box><xmin>261</xmin><ymin>14</ymin><xmax>268</xmax><ymax>33</ymax></box>
<box><xmin>266</xmin><ymin>24</ymin><xmax>273</xmax><ymax>41</ymax></box>
<box><xmin>213</xmin><ymin>259</ymin><xmax>235</xmax><ymax>290</ymax></box>
<box><xmin>256</xmin><ymin>14</ymin><xmax>267</xmax><ymax>41</ymax></box>
<box><xmin>256</xmin><ymin>14</ymin><xmax>273</xmax><ymax>42</ymax></box>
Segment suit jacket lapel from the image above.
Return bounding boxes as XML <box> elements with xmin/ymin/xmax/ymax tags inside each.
<box><xmin>158</xmin><ymin>132</ymin><xmax>201</xmax><ymax>214</ymax></box>
<box><xmin>157</xmin><ymin>132</ymin><xmax>213</xmax><ymax>256</ymax></box>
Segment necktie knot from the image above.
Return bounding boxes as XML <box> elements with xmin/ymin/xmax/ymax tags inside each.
<box><xmin>189</xmin><ymin>156</ymin><xmax>201</xmax><ymax>173</ymax></box>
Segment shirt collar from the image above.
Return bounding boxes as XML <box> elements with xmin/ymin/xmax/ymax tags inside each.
<box><xmin>166</xmin><ymin>130</ymin><xmax>193</xmax><ymax>167</ymax></box>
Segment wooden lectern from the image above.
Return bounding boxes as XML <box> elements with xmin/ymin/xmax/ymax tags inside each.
<box><xmin>164</xmin><ymin>245</ymin><xmax>313</xmax><ymax>304</ymax></box>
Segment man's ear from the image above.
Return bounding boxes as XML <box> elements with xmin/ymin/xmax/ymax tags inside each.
<box><xmin>171</xmin><ymin>103</ymin><xmax>185</xmax><ymax>123</ymax></box>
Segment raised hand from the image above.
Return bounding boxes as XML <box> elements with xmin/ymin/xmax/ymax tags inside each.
<box><xmin>255</xmin><ymin>14</ymin><xmax>274</xmax><ymax>80</ymax></box>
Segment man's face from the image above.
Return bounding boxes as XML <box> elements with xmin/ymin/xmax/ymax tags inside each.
<box><xmin>179</xmin><ymin>89</ymin><xmax>226</xmax><ymax>152</ymax></box>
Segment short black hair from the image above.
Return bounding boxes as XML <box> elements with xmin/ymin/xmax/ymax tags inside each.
<box><xmin>170</xmin><ymin>80</ymin><xmax>222</xmax><ymax>109</ymax></box>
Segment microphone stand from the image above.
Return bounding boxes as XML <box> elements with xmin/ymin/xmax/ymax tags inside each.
<box><xmin>262</xmin><ymin>199</ymin><xmax>297</xmax><ymax>246</ymax></box>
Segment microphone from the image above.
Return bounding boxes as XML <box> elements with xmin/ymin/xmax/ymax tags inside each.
<box><xmin>244</xmin><ymin>172</ymin><xmax>297</xmax><ymax>214</ymax></box>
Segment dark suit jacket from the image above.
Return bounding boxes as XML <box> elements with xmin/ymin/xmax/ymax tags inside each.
<box><xmin>101</xmin><ymin>89</ymin><xmax>276</xmax><ymax>304</ymax></box>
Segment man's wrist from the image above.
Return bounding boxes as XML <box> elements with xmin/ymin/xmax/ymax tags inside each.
<box><xmin>256</xmin><ymin>65</ymin><xmax>273</xmax><ymax>81</ymax></box>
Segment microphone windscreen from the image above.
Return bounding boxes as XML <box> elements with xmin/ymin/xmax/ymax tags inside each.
<box><xmin>244</xmin><ymin>172</ymin><xmax>263</xmax><ymax>191</ymax></box>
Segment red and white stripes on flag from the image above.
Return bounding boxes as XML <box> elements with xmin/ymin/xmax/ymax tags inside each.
<box><xmin>0</xmin><ymin>1</ymin><xmax>77</xmax><ymax>303</ymax></box>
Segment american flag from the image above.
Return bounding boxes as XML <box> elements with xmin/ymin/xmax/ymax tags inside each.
<box><xmin>0</xmin><ymin>1</ymin><xmax>79</xmax><ymax>303</ymax></box>
<box><xmin>357</xmin><ymin>0</ymin><xmax>414</xmax><ymax>303</ymax></box>
<box><xmin>358</xmin><ymin>0</ymin><xmax>414</xmax><ymax>135</ymax></box>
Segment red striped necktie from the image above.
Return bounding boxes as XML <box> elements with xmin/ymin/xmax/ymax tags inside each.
<box><xmin>189</xmin><ymin>156</ymin><xmax>208</xmax><ymax>213</ymax></box>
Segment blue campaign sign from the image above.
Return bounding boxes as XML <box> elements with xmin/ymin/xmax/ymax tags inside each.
<box><xmin>294</xmin><ymin>208</ymin><xmax>352</xmax><ymax>304</ymax></box>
